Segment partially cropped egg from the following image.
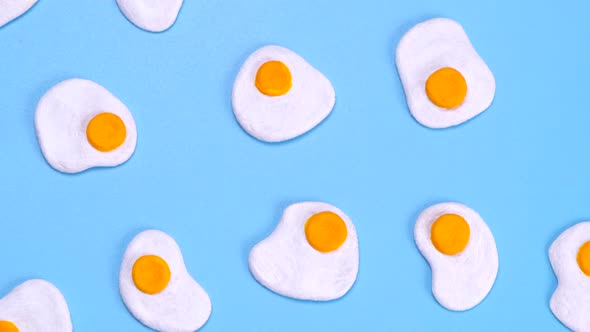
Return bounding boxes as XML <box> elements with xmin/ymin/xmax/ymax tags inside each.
<box><xmin>0</xmin><ymin>279</ymin><xmax>72</xmax><ymax>332</ymax></box>
<box><xmin>0</xmin><ymin>0</ymin><xmax>37</xmax><ymax>28</ymax></box>
<box><xmin>232</xmin><ymin>46</ymin><xmax>336</xmax><ymax>142</ymax></box>
<box><xmin>35</xmin><ymin>79</ymin><xmax>137</xmax><ymax>173</ymax></box>
<box><xmin>249</xmin><ymin>202</ymin><xmax>359</xmax><ymax>301</ymax></box>
<box><xmin>119</xmin><ymin>230</ymin><xmax>211</xmax><ymax>332</ymax></box>
<box><xmin>116</xmin><ymin>0</ymin><xmax>183</xmax><ymax>32</ymax></box>
<box><xmin>414</xmin><ymin>202</ymin><xmax>498</xmax><ymax>311</ymax></box>
<box><xmin>396</xmin><ymin>18</ymin><xmax>496</xmax><ymax>128</ymax></box>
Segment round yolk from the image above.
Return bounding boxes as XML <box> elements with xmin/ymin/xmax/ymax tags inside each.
<box><xmin>86</xmin><ymin>112</ymin><xmax>127</xmax><ymax>152</ymax></box>
<box><xmin>425</xmin><ymin>67</ymin><xmax>468</xmax><ymax>109</ymax></box>
<box><xmin>305</xmin><ymin>211</ymin><xmax>348</xmax><ymax>253</ymax></box>
<box><xmin>0</xmin><ymin>321</ymin><xmax>19</xmax><ymax>332</ymax></box>
<box><xmin>431</xmin><ymin>214</ymin><xmax>470</xmax><ymax>256</ymax></box>
<box><xmin>255</xmin><ymin>61</ymin><xmax>292</xmax><ymax>96</ymax></box>
<box><xmin>132</xmin><ymin>255</ymin><xmax>171</xmax><ymax>295</ymax></box>
<box><xmin>577</xmin><ymin>241</ymin><xmax>590</xmax><ymax>276</ymax></box>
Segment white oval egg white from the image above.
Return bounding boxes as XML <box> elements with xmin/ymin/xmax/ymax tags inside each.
<box><xmin>35</xmin><ymin>78</ymin><xmax>137</xmax><ymax>174</ymax></box>
<box><xmin>116</xmin><ymin>0</ymin><xmax>183</xmax><ymax>32</ymax></box>
<box><xmin>414</xmin><ymin>202</ymin><xmax>498</xmax><ymax>311</ymax></box>
<box><xmin>232</xmin><ymin>45</ymin><xmax>336</xmax><ymax>143</ymax></box>
<box><xmin>396</xmin><ymin>18</ymin><xmax>496</xmax><ymax>129</ymax></box>
<box><xmin>549</xmin><ymin>222</ymin><xmax>590</xmax><ymax>331</ymax></box>
<box><xmin>249</xmin><ymin>202</ymin><xmax>359</xmax><ymax>301</ymax></box>
<box><xmin>0</xmin><ymin>0</ymin><xmax>37</xmax><ymax>28</ymax></box>
<box><xmin>0</xmin><ymin>279</ymin><xmax>72</xmax><ymax>332</ymax></box>
<box><xmin>120</xmin><ymin>230</ymin><xmax>211</xmax><ymax>332</ymax></box>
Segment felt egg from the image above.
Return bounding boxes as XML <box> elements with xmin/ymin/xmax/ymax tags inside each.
<box><xmin>232</xmin><ymin>46</ymin><xmax>336</xmax><ymax>142</ymax></box>
<box><xmin>0</xmin><ymin>0</ymin><xmax>37</xmax><ymax>28</ymax></box>
<box><xmin>549</xmin><ymin>221</ymin><xmax>590</xmax><ymax>331</ymax></box>
<box><xmin>0</xmin><ymin>279</ymin><xmax>72</xmax><ymax>332</ymax></box>
<box><xmin>116</xmin><ymin>0</ymin><xmax>183</xmax><ymax>32</ymax></box>
<box><xmin>249</xmin><ymin>202</ymin><xmax>359</xmax><ymax>301</ymax></box>
<box><xmin>396</xmin><ymin>18</ymin><xmax>496</xmax><ymax>128</ymax></box>
<box><xmin>35</xmin><ymin>79</ymin><xmax>137</xmax><ymax>174</ymax></box>
<box><xmin>119</xmin><ymin>230</ymin><xmax>211</xmax><ymax>332</ymax></box>
<box><xmin>414</xmin><ymin>202</ymin><xmax>498</xmax><ymax>311</ymax></box>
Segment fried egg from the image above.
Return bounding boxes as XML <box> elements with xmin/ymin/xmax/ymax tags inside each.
<box><xmin>35</xmin><ymin>79</ymin><xmax>137</xmax><ymax>174</ymax></box>
<box><xmin>249</xmin><ymin>202</ymin><xmax>359</xmax><ymax>301</ymax></box>
<box><xmin>120</xmin><ymin>230</ymin><xmax>211</xmax><ymax>331</ymax></box>
<box><xmin>116</xmin><ymin>0</ymin><xmax>183</xmax><ymax>32</ymax></box>
<box><xmin>232</xmin><ymin>46</ymin><xmax>336</xmax><ymax>142</ymax></box>
<box><xmin>0</xmin><ymin>0</ymin><xmax>37</xmax><ymax>28</ymax></box>
<box><xmin>0</xmin><ymin>279</ymin><xmax>72</xmax><ymax>332</ymax></box>
<box><xmin>396</xmin><ymin>18</ymin><xmax>496</xmax><ymax>128</ymax></box>
<box><xmin>550</xmin><ymin>221</ymin><xmax>590</xmax><ymax>331</ymax></box>
<box><xmin>414</xmin><ymin>202</ymin><xmax>498</xmax><ymax>311</ymax></box>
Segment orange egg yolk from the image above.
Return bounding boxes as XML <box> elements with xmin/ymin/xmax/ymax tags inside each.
<box><xmin>0</xmin><ymin>321</ymin><xmax>19</xmax><ymax>332</ymax></box>
<box><xmin>86</xmin><ymin>112</ymin><xmax>127</xmax><ymax>152</ymax></box>
<box><xmin>132</xmin><ymin>255</ymin><xmax>171</xmax><ymax>295</ymax></box>
<box><xmin>431</xmin><ymin>214</ymin><xmax>470</xmax><ymax>255</ymax></box>
<box><xmin>255</xmin><ymin>61</ymin><xmax>292</xmax><ymax>96</ymax></box>
<box><xmin>425</xmin><ymin>67</ymin><xmax>468</xmax><ymax>109</ymax></box>
<box><xmin>577</xmin><ymin>241</ymin><xmax>590</xmax><ymax>276</ymax></box>
<box><xmin>305</xmin><ymin>211</ymin><xmax>348</xmax><ymax>253</ymax></box>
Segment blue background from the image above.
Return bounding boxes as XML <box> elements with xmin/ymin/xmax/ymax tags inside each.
<box><xmin>0</xmin><ymin>0</ymin><xmax>587</xmax><ymax>331</ymax></box>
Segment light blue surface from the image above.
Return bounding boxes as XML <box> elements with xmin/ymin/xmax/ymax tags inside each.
<box><xmin>0</xmin><ymin>0</ymin><xmax>587</xmax><ymax>330</ymax></box>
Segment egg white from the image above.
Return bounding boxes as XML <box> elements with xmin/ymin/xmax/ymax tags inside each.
<box><xmin>414</xmin><ymin>202</ymin><xmax>498</xmax><ymax>311</ymax></box>
<box><xmin>116</xmin><ymin>0</ymin><xmax>183</xmax><ymax>32</ymax></box>
<box><xmin>249</xmin><ymin>202</ymin><xmax>359</xmax><ymax>301</ymax></box>
<box><xmin>35</xmin><ymin>78</ymin><xmax>137</xmax><ymax>174</ymax></box>
<box><xmin>232</xmin><ymin>46</ymin><xmax>336</xmax><ymax>143</ymax></box>
<box><xmin>120</xmin><ymin>230</ymin><xmax>211</xmax><ymax>332</ymax></box>
<box><xmin>0</xmin><ymin>0</ymin><xmax>37</xmax><ymax>28</ymax></box>
<box><xmin>396</xmin><ymin>18</ymin><xmax>496</xmax><ymax>128</ymax></box>
<box><xmin>0</xmin><ymin>279</ymin><xmax>72</xmax><ymax>332</ymax></box>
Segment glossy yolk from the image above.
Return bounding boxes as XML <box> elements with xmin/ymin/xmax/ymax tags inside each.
<box><xmin>0</xmin><ymin>321</ymin><xmax>19</xmax><ymax>332</ymax></box>
<box><xmin>255</xmin><ymin>61</ymin><xmax>292</xmax><ymax>96</ymax></box>
<box><xmin>132</xmin><ymin>255</ymin><xmax>171</xmax><ymax>295</ymax></box>
<box><xmin>305</xmin><ymin>211</ymin><xmax>348</xmax><ymax>253</ymax></box>
<box><xmin>86</xmin><ymin>112</ymin><xmax>127</xmax><ymax>152</ymax></box>
<box><xmin>431</xmin><ymin>214</ymin><xmax>470</xmax><ymax>255</ymax></box>
<box><xmin>577</xmin><ymin>241</ymin><xmax>590</xmax><ymax>276</ymax></box>
<box><xmin>425</xmin><ymin>67</ymin><xmax>468</xmax><ymax>109</ymax></box>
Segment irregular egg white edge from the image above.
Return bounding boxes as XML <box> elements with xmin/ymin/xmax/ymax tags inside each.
<box><xmin>0</xmin><ymin>279</ymin><xmax>72</xmax><ymax>332</ymax></box>
<box><xmin>232</xmin><ymin>45</ymin><xmax>336</xmax><ymax>143</ymax></box>
<box><xmin>396</xmin><ymin>18</ymin><xmax>496</xmax><ymax>129</ymax></box>
<box><xmin>35</xmin><ymin>78</ymin><xmax>137</xmax><ymax>174</ymax></box>
<box><xmin>414</xmin><ymin>202</ymin><xmax>498</xmax><ymax>311</ymax></box>
<box><xmin>116</xmin><ymin>0</ymin><xmax>184</xmax><ymax>32</ymax></box>
<box><xmin>0</xmin><ymin>0</ymin><xmax>37</xmax><ymax>28</ymax></box>
<box><xmin>249</xmin><ymin>202</ymin><xmax>359</xmax><ymax>301</ymax></box>
<box><xmin>549</xmin><ymin>221</ymin><xmax>590</xmax><ymax>331</ymax></box>
<box><xmin>119</xmin><ymin>229</ymin><xmax>212</xmax><ymax>332</ymax></box>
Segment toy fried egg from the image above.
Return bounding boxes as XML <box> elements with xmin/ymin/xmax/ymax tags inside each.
<box><xmin>0</xmin><ymin>0</ymin><xmax>37</xmax><ymax>28</ymax></box>
<box><xmin>35</xmin><ymin>79</ymin><xmax>137</xmax><ymax>174</ymax></box>
<box><xmin>232</xmin><ymin>46</ymin><xmax>336</xmax><ymax>142</ymax></box>
<box><xmin>0</xmin><ymin>279</ymin><xmax>72</xmax><ymax>332</ymax></box>
<box><xmin>120</xmin><ymin>230</ymin><xmax>211</xmax><ymax>332</ymax></box>
<box><xmin>414</xmin><ymin>202</ymin><xmax>498</xmax><ymax>311</ymax></box>
<box><xmin>396</xmin><ymin>18</ymin><xmax>496</xmax><ymax>128</ymax></box>
<box><xmin>549</xmin><ymin>221</ymin><xmax>590</xmax><ymax>331</ymax></box>
<box><xmin>116</xmin><ymin>0</ymin><xmax>183</xmax><ymax>32</ymax></box>
<box><xmin>249</xmin><ymin>202</ymin><xmax>359</xmax><ymax>301</ymax></box>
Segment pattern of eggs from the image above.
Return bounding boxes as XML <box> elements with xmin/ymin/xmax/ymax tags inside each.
<box><xmin>116</xmin><ymin>0</ymin><xmax>184</xmax><ymax>32</ymax></box>
<box><xmin>414</xmin><ymin>202</ymin><xmax>498</xmax><ymax>311</ymax></box>
<box><xmin>119</xmin><ymin>230</ymin><xmax>211</xmax><ymax>332</ymax></box>
<box><xmin>249</xmin><ymin>202</ymin><xmax>359</xmax><ymax>301</ymax></box>
<box><xmin>0</xmin><ymin>0</ymin><xmax>37</xmax><ymax>28</ymax></box>
<box><xmin>550</xmin><ymin>221</ymin><xmax>590</xmax><ymax>331</ymax></box>
<box><xmin>0</xmin><ymin>279</ymin><xmax>72</xmax><ymax>332</ymax></box>
<box><xmin>35</xmin><ymin>79</ymin><xmax>137</xmax><ymax>174</ymax></box>
<box><xmin>232</xmin><ymin>45</ymin><xmax>336</xmax><ymax>142</ymax></box>
<box><xmin>396</xmin><ymin>18</ymin><xmax>496</xmax><ymax>128</ymax></box>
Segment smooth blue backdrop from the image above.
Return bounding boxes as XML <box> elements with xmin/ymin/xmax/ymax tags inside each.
<box><xmin>0</xmin><ymin>0</ymin><xmax>587</xmax><ymax>330</ymax></box>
